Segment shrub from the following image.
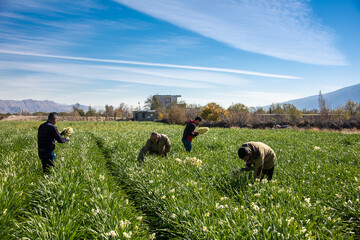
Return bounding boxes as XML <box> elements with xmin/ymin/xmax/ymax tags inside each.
<box><xmin>200</xmin><ymin>102</ymin><xmax>224</xmax><ymax>121</ymax></box>
<box><xmin>168</xmin><ymin>105</ymin><xmax>186</xmax><ymax>125</ymax></box>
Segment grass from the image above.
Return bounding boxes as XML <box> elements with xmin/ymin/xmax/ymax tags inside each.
<box><xmin>0</xmin><ymin>121</ymin><xmax>359</xmax><ymax>239</ymax></box>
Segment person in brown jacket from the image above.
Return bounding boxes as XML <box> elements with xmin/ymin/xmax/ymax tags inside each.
<box><xmin>138</xmin><ymin>132</ymin><xmax>171</xmax><ymax>161</ymax></box>
<box><xmin>238</xmin><ymin>142</ymin><xmax>277</xmax><ymax>181</ymax></box>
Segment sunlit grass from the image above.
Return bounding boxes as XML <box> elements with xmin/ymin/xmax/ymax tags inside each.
<box><xmin>0</xmin><ymin>121</ymin><xmax>359</xmax><ymax>239</ymax></box>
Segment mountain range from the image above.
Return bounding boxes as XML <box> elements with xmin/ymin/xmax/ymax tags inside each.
<box><xmin>279</xmin><ymin>83</ymin><xmax>360</xmax><ymax>110</ymax></box>
<box><xmin>0</xmin><ymin>83</ymin><xmax>359</xmax><ymax>114</ymax></box>
<box><xmin>0</xmin><ymin>99</ymin><xmax>88</xmax><ymax>114</ymax></box>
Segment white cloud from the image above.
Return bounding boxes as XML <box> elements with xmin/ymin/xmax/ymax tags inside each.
<box><xmin>0</xmin><ymin>50</ymin><xmax>300</xmax><ymax>79</ymax></box>
<box><xmin>114</xmin><ymin>0</ymin><xmax>347</xmax><ymax>65</ymax></box>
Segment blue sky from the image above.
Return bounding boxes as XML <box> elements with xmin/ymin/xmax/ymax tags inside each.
<box><xmin>0</xmin><ymin>0</ymin><xmax>359</xmax><ymax>109</ymax></box>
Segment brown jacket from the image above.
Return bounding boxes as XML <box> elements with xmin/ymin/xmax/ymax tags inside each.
<box><xmin>138</xmin><ymin>134</ymin><xmax>171</xmax><ymax>160</ymax></box>
<box><xmin>243</xmin><ymin>142</ymin><xmax>277</xmax><ymax>179</ymax></box>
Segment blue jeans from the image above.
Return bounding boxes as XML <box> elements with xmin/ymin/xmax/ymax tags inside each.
<box><xmin>38</xmin><ymin>150</ymin><xmax>56</xmax><ymax>173</ymax></box>
<box><xmin>182</xmin><ymin>139</ymin><xmax>192</xmax><ymax>152</ymax></box>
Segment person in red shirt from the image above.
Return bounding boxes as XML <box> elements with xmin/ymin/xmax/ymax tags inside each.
<box><xmin>181</xmin><ymin>116</ymin><xmax>202</xmax><ymax>152</ymax></box>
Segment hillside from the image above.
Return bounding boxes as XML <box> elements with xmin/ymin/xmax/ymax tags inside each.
<box><xmin>0</xmin><ymin>99</ymin><xmax>88</xmax><ymax>114</ymax></box>
<box><xmin>282</xmin><ymin>83</ymin><xmax>360</xmax><ymax>110</ymax></box>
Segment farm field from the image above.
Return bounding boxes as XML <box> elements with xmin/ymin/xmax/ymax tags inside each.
<box><xmin>0</xmin><ymin>121</ymin><xmax>359</xmax><ymax>239</ymax></box>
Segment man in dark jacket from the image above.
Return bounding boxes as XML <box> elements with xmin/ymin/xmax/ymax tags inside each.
<box><xmin>238</xmin><ymin>142</ymin><xmax>277</xmax><ymax>181</ymax></box>
<box><xmin>182</xmin><ymin>116</ymin><xmax>202</xmax><ymax>152</ymax></box>
<box><xmin>38</xmin><ymin>112</ymin><xmax>69</xmax><ymax>173</ymax></box>
<box><xmin>138</xmin><ymin>132</ymin><xmax>171</xmax><ymax>161</ymax></box>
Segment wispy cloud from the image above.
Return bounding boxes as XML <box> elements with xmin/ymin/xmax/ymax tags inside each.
<box><xmin>0</xmin><ymin>50</ymin><xmax>300</xmax><ymax>79</ymax></box>
<box><xmin>0</xmin><ymin>0</ymin><xmax>104</xmax><ymax>15</ymax></box>
<box><xmin>0</xmin><ymin>60</ymin><xmax>212</xmax><ymax>89</ymax></box>
<box><xmin>114</xmin><ymin>0</ymin><xmax>347</xmax><ymax>65</ymax></box>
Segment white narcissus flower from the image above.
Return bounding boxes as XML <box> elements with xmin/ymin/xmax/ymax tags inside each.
<box><xmin>106</xmin><ymin>231</ymin><xmax>117</xmax><ymax>237</ymax></box>
<box><xmin>183</xmin><ymin>210</ymin><xmax>189</xmax><ymax>216</ymax></box>
<box><xmin>123</xmin><ymin>231</ymin><xmax>132</xmax><ymax>239</ymax></box>
<box><xmin>120</xmin><ymin>219</ymin><xmax>131</xmax><ymax>229</ymax></box>
<box><xmin>149</xmin><ymin>233</ymin><xmax>156</xmax><ymax>240</ymax></box>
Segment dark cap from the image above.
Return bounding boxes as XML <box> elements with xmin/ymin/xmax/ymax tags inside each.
<box><xmin>48</xmin><ymin>112</ymin><xmax>58</xmax><ymax>120</ymax></box>
<box><xmin>238</xmin><ymin>147</ymin><xmax>250</xmax><ymax>159</ymax></box>
<box><xmin>195</xmin><ymin>116</ymin><xmax>202</xmax><ymax>121</ymax></box>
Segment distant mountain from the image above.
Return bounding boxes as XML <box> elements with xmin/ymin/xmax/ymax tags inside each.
<box><xmin>0</xmin><ymin>99</ymin><xmax>89</xmax><ymax>114</ymax></box>
<box><xmin>280</xmin><ymin>83</ymin><xmax>360</xmax><ymax>110</ymax></box>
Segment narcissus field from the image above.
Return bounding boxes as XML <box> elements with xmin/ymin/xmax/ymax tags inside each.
<box><xmin>0</xmin><ymin>121</ymin><xmax>359</xmax><ymax>239</ymax></box>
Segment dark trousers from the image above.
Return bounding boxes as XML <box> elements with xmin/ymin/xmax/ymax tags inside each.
<box><xmin>182</xmin><ymin>139</ymin><xmax>192</xmax><ymax>152</ymax></box>
<box><xmin>38</xmin><ymin>150</ymin><xmax>56</xmax><ymax>173</ymax></box>
<box><xmin>262</xmin><ymin>166</ymin><xmax>275</xmax><ymax>181</ymax></box>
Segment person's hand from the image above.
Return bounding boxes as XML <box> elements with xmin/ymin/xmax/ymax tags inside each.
<box><xmin>66</xmin><ymin>137</ymin><xmax>70</xmax><ymax>141</ymax></box>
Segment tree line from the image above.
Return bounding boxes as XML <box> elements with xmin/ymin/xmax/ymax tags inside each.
<box><xmin>4</xmin><ymin>92</ymin><xmax>360</xmax><ymax>129</ymax></box>
<box><xmin>143</xmin><ymin>92</ymin><xmax>360</xmax><ymax>129</ymax></box>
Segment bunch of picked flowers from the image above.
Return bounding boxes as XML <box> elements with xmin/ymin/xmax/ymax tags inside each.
<box><xmin>198</xmin><ymin>127</ymin><xmax>209</xmax><ymax>135</ymax></box>
<box><xmin>60</xmin><ymin>127</ymin><xmax>73</xmax><ymax>137</ymax></box>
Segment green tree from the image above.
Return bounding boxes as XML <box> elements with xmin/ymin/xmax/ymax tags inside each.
<box><xmin>72</xmin><ymin>103</ymin><xmax>84</xmax><ymax>116</ymax></box>
<box><xmin>226</xmin><ymin>103</ymin><xmax>250</xmax><ymax>124</ymax></box>
<box><xmin>200</xmin><ymin>102</ymin><xmax>224</xmax><ymax>121</ymax></box>
<box><xmin>144</xmin><ymin>95</ymin><xmax>163</xmax><ymax>110</ymax></box>
<box><xmin>318</xmin><ymin>91</ymin><xmax>329</xmax><ymax>121</ymax></box>
<box><xmin>269</xmin><ymin>103</ymin><xmax>285</xmax><ymax>114</ymax></box>
<box><xmin>104</xmin><ymin>105</ymin><xmax>115</xmax><ymax>118</ymax></box>
<box><xmin>85</xmin><ymin>106</ymin><xmax>97</xmax><ymax>116</ymax></box>
<box><xmin>344</xmin><ymin>100</ymin><xmax>357</xmax><ymax>117</ymax></box>
<box><xmin>252</xmin><ymin>107</ymin><xmax>266</xmax><ymax>114</ymax></box>
<box><xmin>227</xmin><ymin>103</ymin><xmax>249</xmax><ymax>113</ymax></box>
<box><xmin>284</xmin><ymin>104</ymin><xmax>302</xmax><ymax>120</ymax></box>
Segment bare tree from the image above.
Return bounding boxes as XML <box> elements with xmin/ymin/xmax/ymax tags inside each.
<box><xmin>185</xmin><ymin>104</ymin><xmax>202</xmax><ymax>120</ymax></box>
<box><xmin>115</xmin><ymin>103</ymin><xmax>132</xmax><ymax>119</ymax></box>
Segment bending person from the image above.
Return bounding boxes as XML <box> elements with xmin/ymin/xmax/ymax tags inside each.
<box><xmin>238</xmin><ymin>142</ymin><xmax>277</xmax><ymax>181</ymax></box>
<box><xmin>138</xmin><ymin>132</ymin><xmax>171</xmax><ymax>161</ymax></box>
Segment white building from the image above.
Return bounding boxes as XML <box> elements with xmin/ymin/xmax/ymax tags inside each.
<box><xmin>154</xmin><ymin>95</ymin><xmax>181</xmax><ymax>108</ymax></box>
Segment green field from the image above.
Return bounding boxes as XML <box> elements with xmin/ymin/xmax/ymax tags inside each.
<box><xmin>0</xmin><ymin>121</ymin><xmax>359</xmax><ymax>239</ymax></box>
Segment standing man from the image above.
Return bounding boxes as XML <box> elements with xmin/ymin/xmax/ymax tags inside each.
<box><xmin>237</xmin><ymin>142</ymin><xmax>277</xmax><ymax>181</ymax></box>
<box><xmin>182</xmin><ymin>116</ymin><xmax>202</xmax><ymax>152</ymax></box>
<box><xmin>38</xmin><ymin>112</ymin><xmax>69</xmax><ymax>173</ymax></box>
<box><xmin>138</xmin><ymin>132</ymin><xmax>171</xmax><ymax>161</ymax></box>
